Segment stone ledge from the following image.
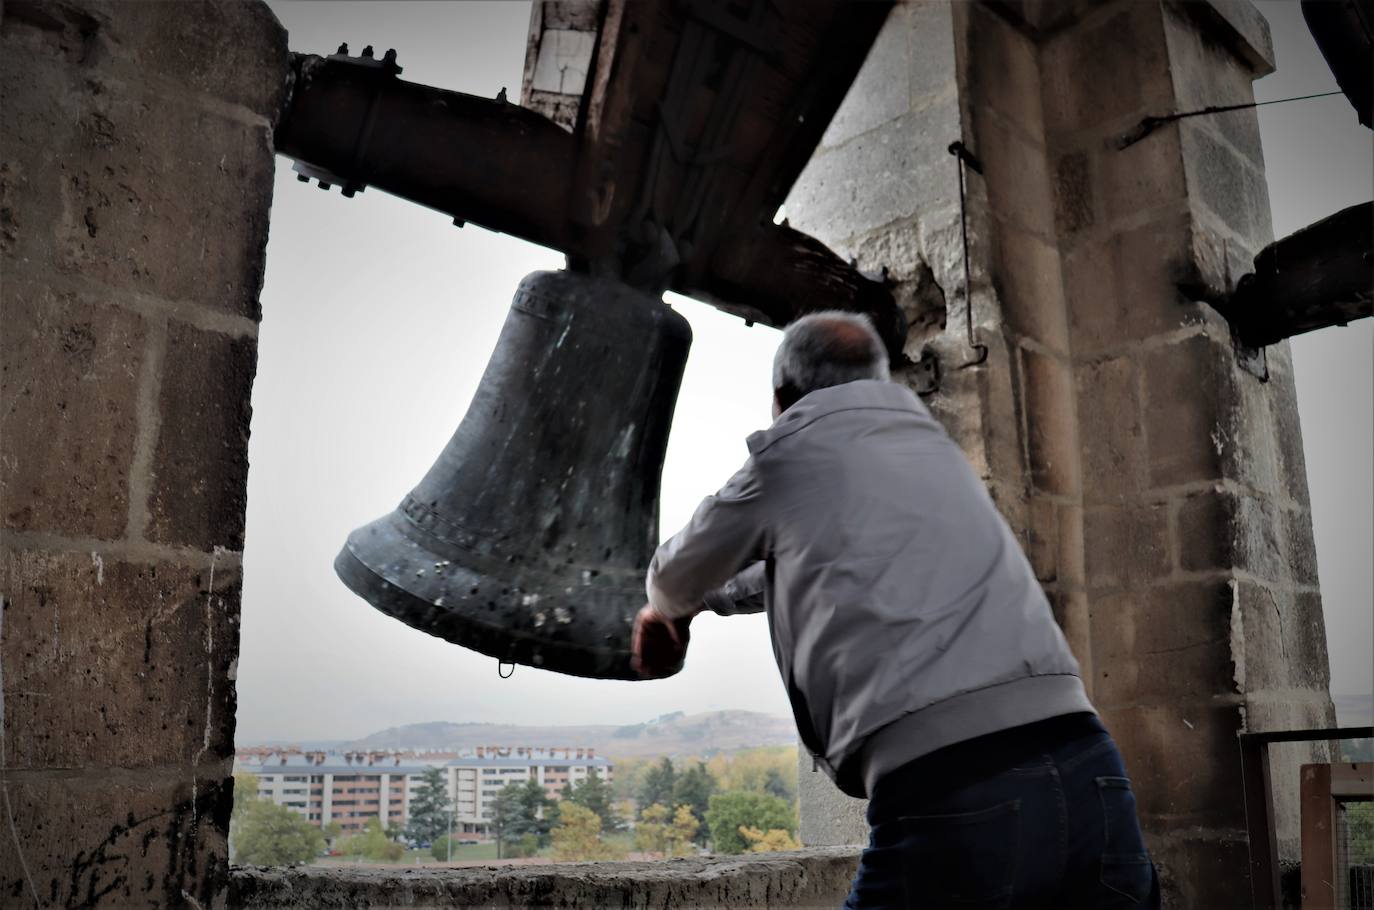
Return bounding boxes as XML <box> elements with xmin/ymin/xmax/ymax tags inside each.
<box><xmin>229</xmin><ymin>848</ymin><xmax>864</xmax><ymax>909</ymax></box>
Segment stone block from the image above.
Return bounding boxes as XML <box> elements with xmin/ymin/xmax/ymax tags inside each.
<box><xmin>1098</xmin><ymin>123</ymin><xmax>1188</xmax><ymax>226</ymax></box>
<box><xmin>787</xmin><ymin>103</ymin><xmax>959</xmax><ymax>247</ymax></box>
<box><xmin>1021</xmin><ymin>347</ymin><xmax>1078</xmax><ymax>496</ymax></box>
<box><xmin>978</xmin><ymin>111</ymin><xmax>1056</xmax><ymax>239</ymax></box>
<box><xmin>231</xmin><ymin>847</ymin><xmax>866</xmax><ymax>909</ymax></box>
<box><xmin>1</xmin><ymin>549</ymin><xmax>239</xmax><ymax>770</ymax></box>
<box><xmin>1269</xmin><ymin>365</ymin><xmax>1312</xmax><ymax>503</ymax></box>
<box><xmin>48</xmin><ymin>67</ymin><xmax>275</xmax><ymax>318</ymax></box>
<box><xmin>1056</xmin><ymin>502</ymin><xmax>1085</xmax><ymax>586</ymax></box>
<box><xmin>1140</xmin><ymin>332</ymin><xmax>1231</xmax><ymax>488</ymax></box>
<box><xmin>1083</xmin><ymin>501</ymin><xmax>1170</xmax><ymax>589</ymax></box>
<box><xmin>994</xmin><ymin>227</ymin><xmax>1069</xmax><ymax>353</ymax></box>
<box><xmin>1050</xmin><ymin>589</ymin><xmax>1092</xmax><ymax>680</ymax></box>
<box><xmin>0</xmin><ymin>278</ymin><xmax>145</xmax><ymax>537</ymax></box>
<box><xmin>797</xmin><ymin>746</ymin><xmax>868</xmax><ymax>847</ymax></box>
<box><xmin>906</xmin><ymin>0</ymin><xmax>958</xmax><ymax>109</ymax></box>
<box><xmin>95</xmin><ymin>0</ymin><xmax>290</xmax><ymax>116</ymax></box>
<box><xmin>1052</xmin><ymin>150</ymin><xmax>1094</xmax><ymax>238</ymax></box>
<box><xmin>1175</xmin><ymin>487</ymin><xmax>1284</xmax><ymax>580</ymax></box>
<box><xmin>1282</xmin><ymin>507</ymin><xmax>1320</xmax><ymax>587</ymax></box>
<box><xmin>1063</xmin><ymin>215</ymin><xmax>1206</xmax><ymax>356</ymax></box>
<box><xmin>820</xmin><ymin>4</ymin><xmax>912</xmax><ymax>149</ymax></box>
<box><xmin>146</xmin><ymin>323</ymin><xmax>257</xmax><ymax>551</ymax></box>
<box><xmin>1026</xmin><ymin>493</ymin><xmax>1059</xmax><ymax>583</ymax></box>
<box><xmin>1235</xmin><ymin>581</ymin><xmax>1331</xmax><ymax>693</ymax></box>
<box><xmin>1161</xmin><ymin>4</ymin><xmax>1265</xmax><ymax>165</ymax></box>
<box><xmin>1089</xmin><ymin>581</ymin><xmax>1236</xmax><ymax>707</ymax></box>
<box><xmin>0</xmin><ymin>771</ymin><xmax>229</xmax><ymax>909</ymax></box>
<box><xmin>1076</xmin><ymin>355</ymin><xmax>1146</xmax><ymax>503</ymax></box>
<box><xmin>966</xmin><ymin>3</ymin><xmax>1044</xmax><ymax>143</ymax></box>
<box><xmin>1039</xmin><ymin>2</ymin><xmax>1173</xmax><ymax>134</ymax></box>
<box><xmin>1179</xmin><ymin>122</ymin><xmax>1273</xmax><ymax>247</ymax></box>
<box><xmin>0</xmin><ymin>41</ymin><xmax>81</xmax><ymax>268</ymax></box>
<box><xmin>1149</xmin><ymin>832</ymin><xmax>1253</xmax><ymax>910</ymax></box>
<box><xmin>1103</xmin><ymin>701</ymin><xmax>1246</xmax><ymax>830</ymax></box>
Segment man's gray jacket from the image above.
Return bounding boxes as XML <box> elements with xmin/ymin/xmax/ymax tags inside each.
<box><xmin>646</xmin><ymin>379</ymin><xmax>1094</xmax><ymax>799</ymax></box>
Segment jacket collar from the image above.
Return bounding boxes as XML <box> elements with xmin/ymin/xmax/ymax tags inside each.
<box><xmin>746</xmin><ymin>380</ymin><xmax>928</xmax><ymax>455</ymax></box>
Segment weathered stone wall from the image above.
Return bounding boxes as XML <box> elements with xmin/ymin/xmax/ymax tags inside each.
<box><xmin>0</xmin><ymin>2</ymin><xmax>286</xmax><ymax>906</ymax></box>
<box><xmin>229</xmin><ymin>848</ymin><xmax>864</xmax><ymax>909</ymax></box>
<box><xmin>787</xmin><ymin>1</ymin><xmax>1335</xmax><ymax>905</ymax></box>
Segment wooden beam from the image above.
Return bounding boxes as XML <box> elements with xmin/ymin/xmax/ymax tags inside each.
<box><xmin>1220</xmin><ymin>202</ymin><xmax>1373</xmax><ymax>348</ymax></box>
<box><xmin>276</xmin><ymin>52</ymin><xmax>578</xmax><ymax>251</ymax></box>
<box><xmin>1300</xmin><ymin>763</ymin><xmax>1337</xmax><ymax>910</ymax></box>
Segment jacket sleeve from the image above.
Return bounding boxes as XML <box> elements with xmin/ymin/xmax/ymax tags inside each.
<box><xmin>646</xmin><ymin>458</ymin><xmax>767</xmax><ymax>619</ymax></box>
<box><xmin>700</xmin><ymin>561</ymin><xmax>767</xmax><ymax>615</ymax></box>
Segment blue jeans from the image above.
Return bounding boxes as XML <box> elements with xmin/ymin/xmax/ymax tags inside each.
<box><xmin>843</xmin><ymin>724</ymin><xmax>1160</xmax><ymax>908</ymax></box>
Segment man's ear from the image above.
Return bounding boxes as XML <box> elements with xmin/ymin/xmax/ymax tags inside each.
<box><xmin>774</xmin><ymin>383</ymin><xmax>802</xmax><ymax>413</ymax></box>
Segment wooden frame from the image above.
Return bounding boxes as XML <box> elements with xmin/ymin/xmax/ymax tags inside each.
<box><xmin>1300</xmin><ymin>762</ymin><xmax>1373</xmax><ymax>909</ymax></box>
<box><xmin>1240</xmin><ymin>727</ymin><xmax>1373</xmax><ymax>910</ymax></box>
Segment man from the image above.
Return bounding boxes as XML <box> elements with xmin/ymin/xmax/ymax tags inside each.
<box><xmin>632</xmin><ymin>312</ymin><xmax>1159</xmax><ymax>908</ymax></box>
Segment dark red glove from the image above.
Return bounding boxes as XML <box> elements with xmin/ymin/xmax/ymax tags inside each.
<box><xmin>631</xmin><ymin>604</ymin><xmax>694</xmax><ymax>679</ymax></box>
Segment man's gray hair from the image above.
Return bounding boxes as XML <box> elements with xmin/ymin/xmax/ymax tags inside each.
<box><xmin>772</xmin><ymin>310</ymin><xmax>890</xmax><ymax>397</ymax></box>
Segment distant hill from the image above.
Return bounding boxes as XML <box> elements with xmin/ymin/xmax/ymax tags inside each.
<box><xmin>338</xmin><ymin>710</ymin><xmax>797</xmax><ymax>758</ymax></box>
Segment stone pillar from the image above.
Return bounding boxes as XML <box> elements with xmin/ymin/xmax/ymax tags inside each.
<box><xmin>0</xmin><ymin>2</ymin><xmax>286</xmax><ymax>906</ymax></box>
<box><xmin>788</xmin><ymin>2</ymin><xmax>1335</xmax><ymax>904</ymax></box>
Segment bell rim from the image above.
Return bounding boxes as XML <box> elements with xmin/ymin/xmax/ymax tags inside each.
<box><xmin>334</xmin><ymin>538</ymin><xmax>680</xmax><ymax>682</ymax></box>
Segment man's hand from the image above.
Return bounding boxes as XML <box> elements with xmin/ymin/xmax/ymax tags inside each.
<box><xmin>631</xmin><ymin>603</ymin><xmax>695</xmax><ymax>679</ymax></box>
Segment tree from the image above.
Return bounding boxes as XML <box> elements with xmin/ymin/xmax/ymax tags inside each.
<box><xmin>338</xmin><ymin>816</ymin><xmax>404</xmax><ymax>862</ymax></box>
<box><xmin>739</xmin><ymin>825</ymin><xmax>802</xmax><ymax>853</ymax></box>
<box><xmin>671</xmin><ymin>762</ymin><xmax>717</xmax><ymax>845</ymax></box>
<box><xmin>763</xmin><ymin>766</ymin><xmax>794</xmax><ymax>803</ymax></box>
<box><xmin>633</xmin><ymin>803</ymin><xmax>671</xmax><ymax>856</ymax></box>
<box><xmin>564</xmin><ymin>769</ymin><xmax>621</xmax><ymax>832</ymax></box>
<box><xmin>232</xmin><ymin>800</ymin><xmax>326</xmax><ymax>865</ymax></box>
<box><xmin>551</xmin><ymin>802</ymin><xmax>624</xmax><ymax>861</ymax></box>
<box><xmin>705</xmin><ymin>791</ymin><xmax>796</xmax><ymax>855</ymax></box>
<box><xmin>232</xmin><ymin>771</ymin><xmax>259</xmax><ymax>816</ymax></box>
<box><xmin>638</xmin><ymin>757</ymin><xmax>676</xmax><ymax>813</ymax></box>
<box><xmin>492</xmin><ymin>779</ymin><xmax>553</xmax><ymax>857</ymax></box>
<box><xmin>405</xmin><ymin>766</ymin><xmax>452</xmax><ymax>844</ymax></box>
<box><xmin>633</xmin><ymin>803</ymin><xmax>698</xmax><ymax>858</ymax></box>
<box><xmin>668</xmin><ymin>805</ymin><xmax>700</xmax><ymax>857</ymax></box>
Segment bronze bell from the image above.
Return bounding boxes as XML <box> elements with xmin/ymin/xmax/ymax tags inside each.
<box><xmin>334</xmin><ymin>270</ymin><xmax>692</xmax><ymax>680</ymax></box>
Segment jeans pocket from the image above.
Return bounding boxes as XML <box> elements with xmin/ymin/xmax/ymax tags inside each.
<box><xmin>1097</xmin><ymin>777</ymin><xmax>1154</xmax><ymax>903</ymax></box>
<box><xmin>900</xmin><ymin>799</ymin><xmax>1021</xmax><ymax>907</ymax></box>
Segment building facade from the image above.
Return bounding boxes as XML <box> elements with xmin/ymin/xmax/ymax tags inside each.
<box><xmin>237</xmin><ymin>747</ymin><xmax>612</xmax><ymax>836</ymax></box>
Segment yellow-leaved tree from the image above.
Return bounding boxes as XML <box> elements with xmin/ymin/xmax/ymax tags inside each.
<box><xmin>551</xmin><ymin>802</ymin><xmax>624</xmax><ymax>861</ymax></box>
<box><xmin>739</xmin><ymin>825</ymin><xmax>802</xmax><ymax>853</ymax></box>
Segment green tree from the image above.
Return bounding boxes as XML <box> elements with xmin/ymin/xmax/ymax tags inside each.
<box><xmin>405</xmin><ymin>766</ymin><xmax>452</xmax><ymax>844</ymax></box>
<box><xmin>672</xmin><ymin>762</ymin><xmax>717</xmax><ymax>845</ymax></box>
<box><xmin>232</xmin><ymin>800</ymin><xmax>326</xmax><ymax>865</ymax></box>
<box><xmin>763</xmin><ymin>766</ymin><xmax>794</xmax><ymax>803</ymax></box>
<box><xmin>338</xmin><ymin>816</ymin><xmax>404</xmax><ymax>862</ymax></box>
<box><xmin>551</xmin><ymin>802</ymin><xmax>624</xmax><ymax>861</ymax></box>
<box><xmin>492</xmin><ymin>779</ymin><xmax>553</xmax><ymax>857</ymax></box>
<box><xmin>705</xmin><ymin>791</ymin><xmax>796</xmax><ymax>855</ymax></box>
<box><xmin>565</xmin><ymin>769</ymin><xmax>621</xmax><ymax>832</ymax></box>
<box><xmin>638</xmin><ymin>757</ymin><xmax>676</xmax><ymax>813</ymax></box>
<box><xmin>232</xmin><ymin>771</ymin><xmax>259</xmax><ymax>815</ymax></box>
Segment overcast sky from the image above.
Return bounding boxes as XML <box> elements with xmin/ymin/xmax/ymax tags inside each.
<box><xmin>235</xmin><ymin>1</ymin><xmax>1371</xmax><ymax>743</ymax></box>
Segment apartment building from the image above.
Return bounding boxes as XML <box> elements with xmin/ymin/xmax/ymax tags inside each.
<box><xmin>237</xmin><ymin>747</ymin><xmax>611</xmax><ymax>836</ymax></box>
